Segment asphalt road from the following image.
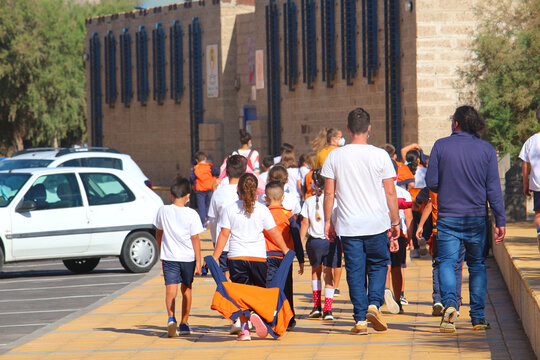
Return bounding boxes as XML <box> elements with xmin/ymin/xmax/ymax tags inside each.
<box><xmin>0</xmin><ymin>257</ymin><xmax>156</xmax><ymax>355</ymax></box>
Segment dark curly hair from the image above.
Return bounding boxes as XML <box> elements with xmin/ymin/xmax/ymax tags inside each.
<box><xmin>453</xmin><ymin>106</ymin><xmax>486</xmax><ymax>135</ymax></box>
<box><xmin>238</xmin><ymin>173</ymin><xmax>258</xmax><ymax>215</ymax></box>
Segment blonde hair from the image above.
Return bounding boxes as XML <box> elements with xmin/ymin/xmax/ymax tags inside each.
<box><xmin>268</xmin><ymin>165</ymin><xmax>288</xmax><ymax>185</ymax></box>
<box><xmin>238</xmin><ymin>173</ymin><xmax>258</xmax><ymax>215</ymax></box>
<box><xmin>279</xmin><ymin>150</ymin><xmax>297</xmax><ymax>169</ymax></box>
<box><xmin>310</xmin><ymin>128</ymin><xmax>340</xmax><ymax>152</ymax></box>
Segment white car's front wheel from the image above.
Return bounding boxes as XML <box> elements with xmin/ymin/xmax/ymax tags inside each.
<box><xmin>119</xmin><ymin>231</ymin><xmax>158</xmax><ymax>273</ymax></box>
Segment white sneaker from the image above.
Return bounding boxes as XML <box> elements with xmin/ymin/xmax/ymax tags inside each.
<box><xmin>384</xmin><ymin>288</ymin><xmax>400</xmax><ymax>314</ymax></box>
<box><xmin>230</xmin><ymin>318</ymin><xmax>242</xmax><ymax>334</ymax></box>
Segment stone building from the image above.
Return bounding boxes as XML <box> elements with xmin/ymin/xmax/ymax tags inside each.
<box><xmin>86</xmin><ymin>0</ymin><xmax>478</xmax><ymax>185</ymax></box>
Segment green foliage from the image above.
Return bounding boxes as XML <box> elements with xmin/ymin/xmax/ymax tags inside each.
<box><xmin>0</xmin><ymin>0</ymin><xmax>136</xmax><ymax>155</ymax></box>
<box><xmin>460</xmin><ymin>0</ymin><xmax>540</xmax><ymax>158</ymax></box>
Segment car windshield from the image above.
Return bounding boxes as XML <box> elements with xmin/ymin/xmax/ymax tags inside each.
<box><xmin>0</xmin><ymin>173</ymin><xmax>31</xmax><ymax>207</ymax></box>
<box><xmin>0</xmin><ymin>159</ymin><xmax>53</xmax><ymax>171</ymax></box>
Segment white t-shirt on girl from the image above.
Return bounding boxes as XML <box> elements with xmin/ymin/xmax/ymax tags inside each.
<box><xmin>286</xmin><ymin>167</ymin><xmax>302</xmax><ymax>200</ymax></box>
<box><xmin>219</xmin><ymin>200</ymin><xmax>277</xmax><ymax>259</ymax></box>
<box><xmin>153</xmin><ymin>205</ymin><xmax>204</xmax><ymax>262</ymax></box>
<box><xmin>233</xmin><ymin>148</ymin><xmax>260</xmax><ymax>171</ymax></box>
<box><xmin>395</xmin><ymin>184</ymin><xmax>412</xmax><ymax>234</ymax></box>
<box><xmin>300</xmin><ymin>194</ymin><xmax>336</xmax><ymax>239</ymax></box>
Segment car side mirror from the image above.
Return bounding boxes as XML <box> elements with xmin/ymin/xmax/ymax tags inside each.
<box><xmin>16</xmin><ymin>200</ymin><xmax>37</xmax><ymax>213</ymax></box>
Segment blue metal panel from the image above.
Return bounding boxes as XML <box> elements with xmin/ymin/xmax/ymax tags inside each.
<box><xmin>189</xmin><ymin>18</ymin><xmax>203</xmax><ymax>160</ymax></box>
<box><xmin>104</xmin><ymin>31</ymin><xmax>117</xmax><ymax>108</ymax></box>
<box><xmin>120</xmin><ymin>28</ymin><xmax>133</xmax><ymax>107</ymax></box>
<box><xmin>321</xmin><ymin>0</ymin><xmax>336</xmax><ymax>88</ymax></box>
<box><xmin>302</xmin><ymin>0</ymin><xmax>317</xmax><ymax>89</ymax></box>
<box><xmin>266</xmin><ymin>0</ymin><xmax>281</xmax><ymax>156</ymax></box>
<box><xmin>283</xmin><ymin>0</ymin><xmax>298</xmax><ymax>91</ymax></box>
<box><xmin>341</xmin><ymin>0</ymin><xmax>357</xmax><ymax>85</ymax></box>
<box><xmin>362</xmin><ymin>0</ymin><xmax>377</xmax><ymax>84</ymax></box>
<box><xmin>152</xmin><ymin>23</ymin><xmax>166</xmax><ymax>105</ymax></box>
<box><xmin>89</xmin><ymin>33</ymin><xmax>103</xmax><ymax>147</ymax></box>
<box><xmin>136</xmin><ymin>25</ymin><xmax>149</xmax><ymax>106</ymax></box>
<box><xmin>384</xmin><ymin>0</ymin><xmax>401</xmax><ymax>150</ymax></box>
<box><xmin>169</xmin><ymin>20</ymin><xmax>184</xmax><ymax>104</ymax></box>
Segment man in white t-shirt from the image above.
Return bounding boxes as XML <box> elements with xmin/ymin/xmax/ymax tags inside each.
<box><xmin>321</xmin><ymin>107</ymin><xmax>400</xmax><ymax>335</ymax></box>
<box><xmin>208</xmin><ymin>155</ymin><xmax>247</xmax><ymax>279</ymax></box>
<box><xmin>153</xmin><ymin>178</ymin><xmax>204</xmax><ymax>337</ymax></box>
<box><xmin>519</xmin><ymin>107</ymin><xmax>540</xmax><ymax>252</ymax></box>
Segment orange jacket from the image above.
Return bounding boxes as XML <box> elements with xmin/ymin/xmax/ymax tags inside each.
<box><xmin>304</xmin><ymin>169</ymin><xmax>314</xmax><ymax>199</ymax></box>
<box><xmin>396</xmin><ymin>161</ymin><xmax>415</xmax><ymax>187</ymax></box>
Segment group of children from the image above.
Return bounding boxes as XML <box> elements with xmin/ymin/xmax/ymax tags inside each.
<box><xmin>153</xmin><ymin>130</ymin><xmax>457</xmax><ymax>339</ymax></box>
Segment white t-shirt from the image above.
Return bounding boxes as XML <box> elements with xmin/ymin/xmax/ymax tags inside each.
<box><xmin>519</xmin><ymin>133</ymin><xmax>540</xmax><ymax>191</ymax></box>
<box><xmin>219</xmin><ymin>200</ymin><xmax>277</xmax><ymax>259</ymax></box>
<box><xmin>257</xmin><ymin>191</ymin><xmax>301</xmax><ymax>215</ymax></box>
<box><xmin>300</xmin><ymin>166</ymin><xmax>311</xmax><ymax>185</ymax></box>
<box><xmin>207</xmin><ymin>184</ymin><xmax>238</xmax><ymax>252</ymax></box>
<box><xmin>321</xmin><ymin>144</ymin><xmax>396</xmax><ymax>236</ymax></box>
<box><xmin>153</xmin><ymin>205</ymin><xmax>204</xmax><ymax>262</ymax></box>
<box><xmin>259</xmin><ymin>171</ymin><xmax>269</xmax><ymax>185</ymax></box>
<box><xmin>233</xmin><ymin>148</ymin><xmax>260</xmax><ymax>171</ymax></box>
<box><xmin>395</xmin><ymin>184</ymin><xmax>412</xmax><ymax>234</ymax></box>
<box><xmin>286</xmin><ymin>167</ymin><xmax>302</xmax><ymax>200</ymax></box>
<box><xmin>301</xmin><ymin>194</ymin><xmax>336</xmax><ymax>239</ymax></box>
<box><xmin>414</xmin><ymin>166</ymin><xmax>427</xmax><ymax>189</ymax></box>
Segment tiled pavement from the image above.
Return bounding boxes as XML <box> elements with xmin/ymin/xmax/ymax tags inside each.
<box><xmin>2</xmin><ymin>232</ymin><xmax>537</xmax><ymax>360</ymax></box>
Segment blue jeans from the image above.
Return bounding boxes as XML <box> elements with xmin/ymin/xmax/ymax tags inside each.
<box><xmin>195</xmin><ymin>190</ymin><xmax>212</xmax><ymax>224</ymax></box>
<box><xmin>436</xmin><ymin>216</ymin><xmax>488</xmax><ymax>320</ymax></box>
<box><xmin>341</xmin><ymin>232</ymin><xmax>390</xmax><ymax>322</ymax></box>
<box><xmin>432</xmin><ymin>233</ymin><xmax>465</xmax><ymax>304</ymax></box>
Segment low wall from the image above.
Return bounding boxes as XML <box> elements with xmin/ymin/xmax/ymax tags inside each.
<box><xmin>493</xmin><ymin>222</ymin><xmax>540</xmax><ymax>359</ymax></box>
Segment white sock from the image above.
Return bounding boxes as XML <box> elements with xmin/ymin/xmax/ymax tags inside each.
<box><xmin>356</xmin><ymin>320</ymin><xmax>367</xmax><ymax>326</ymax></box>
<box><xmin>324</xmin><ymin>288</ymin><xmax>335</xmax><ymax>299</ymax></box>
<box><xmin>312</xmin><ymin>280</ymin><xmax>321</xmax><ymax>291</ymax></box>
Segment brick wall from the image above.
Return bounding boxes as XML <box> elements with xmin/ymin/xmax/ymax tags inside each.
<box><xmin>415</xmin><ymin>0</ymin><xmax>478</xmax><ymax>152</ymax></box>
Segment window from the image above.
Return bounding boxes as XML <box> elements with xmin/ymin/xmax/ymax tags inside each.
<box><xmin>136</xmin><ymin>25</ymin><xmax>149</xmax><ymax>106</ymax></box>
<box><xmin>23</xmin><ymin>174</ymin><xmax>82</xmax><ymax>210</ymax></box>
<box><xmin>58</xmin><ymin>157</ymin><xmax>122</xmax><ymax>170</ymax></box>
<box><xmin>86</xmin><ymin>157</ymin><xmax>123</xmax><ymax>170</ymax></box>
<box><xmin>120</xmin><ymin>28</ymin><xmax>133</xmax><ymax>107</ymax></box>
<box><xmin>104</xmin><ymin>30</ymin><xmax>118</xmax><ymax>107</ymax></box>
<box><xmin>152</xmin><ymin>23</ymin><xmax>166</xmax><ymax>105</ymax></box>
<box><xmin>0</xmin><ymin>159</ymin><xmax>52</xmax><ymax>170</ymax></box>
<box><xmin>80</xmin><ymin>173</ymin><xmax>135</xmax><ymax>206</ymax></box>
<box><xmin>0</xmin><ymin>173</ymin><xmax>31</xmax><ymax>208</ymax></box>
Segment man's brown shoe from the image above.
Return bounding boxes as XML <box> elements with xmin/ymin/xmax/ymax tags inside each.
<box><xmin>366</xmin><ymin>305</ymin><xmax>388</xmax><ymax>331</ymax></box>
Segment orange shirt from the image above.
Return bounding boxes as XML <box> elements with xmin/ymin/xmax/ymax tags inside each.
<box><xmin>430</xmin><ymin>191</ymin><xmax>438</xmax><ymax>229</ymax></box>
<box><xmin>315</xmin><ymin>145</ymin><xmax>338</xmax><ymax>169</ymax></box>
<box><xmin>396</xmin><ymin>161</ymin><xmax>415</xmax><ymax>187</ymax></box>
<box><xmin>193</xmin><ymin>163</ymin><xmax>217</xmax><ymax>191</ymax></box>
<box><xmin>263</xmin><ymin>205</ymin><xmax>304</xmax><ymax>263</ymax></box>
<box><xmin>304</xmin><ymin>169</ymin><xmax>314</xmax><ymax>199</ymax></box>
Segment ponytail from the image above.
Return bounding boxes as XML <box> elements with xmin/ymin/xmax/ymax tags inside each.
<box><xmin>405</xmin><ymin>150</ymin><xmax>420</xmax><ymax>175</ymax></box>
<box><xmin>312</xmin><ymin>169</ymin><xmax>325</xmax><ymax>221</ymax></box>
<box><xmin>238</xmin><ymin>173</ymin><xmax>258</xmax><ymax>215</ymax></box>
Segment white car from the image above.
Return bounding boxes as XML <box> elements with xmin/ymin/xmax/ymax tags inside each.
<box><xmin>0</xmin><ymin>167</ymin><xmax>163</xmax><ymax>273</ymax></box>
<box><xmin>0</xmin><ymin>147</ymin><xmax>153</xmax><ymax>189</ymax></box>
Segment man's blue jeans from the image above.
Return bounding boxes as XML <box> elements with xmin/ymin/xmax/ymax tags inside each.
<box><xmin>432</xmin><ymin>233</ymin><xmax>466</xmax><ymax>304</ymax></box>
<box><xmin>436</xmin><ymin>216</ymin><xmax>488</xmax><ymax>320</ymax></box>
<box><xmin>341</xmin><ymin>232</ymin><xmax>390</xmax><ymax>322</ymax></box>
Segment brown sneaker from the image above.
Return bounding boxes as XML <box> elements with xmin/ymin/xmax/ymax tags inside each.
<box><xmin>366</xmin><ymin>305</ymin><xmax>388</xmax><ymax>331</ymax></box>
<box><xmin>351</xmin><ymin>321</ymin><xmax>368</xmax><ymax>335</ymax></box>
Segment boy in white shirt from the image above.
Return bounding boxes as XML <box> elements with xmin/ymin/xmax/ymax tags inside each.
<box><xmin>154</xmin><ymin>178</ymin><xmax>203</xmax><ymax>337</ymax></box>
<box><xmin>207</xmin><ymin>155</ymin><xmax>247</xmax><ymax>279</ymax></box>
<box><xmin>519</xmin><ymin>107</ymin><xmax>540</xmax><ymax>252</ymax></box>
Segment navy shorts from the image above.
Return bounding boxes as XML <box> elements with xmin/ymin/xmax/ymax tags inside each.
<box><xmin>306</xmin><ymin>237</ymin><xmax>342</xmax><ymax>269</ymax></box>
<box><xmin>228</xmin><ymin>259</ymin><xmax>267</xmax><ymax>287</ymax></box>
<box><xmin>390</xmin><ymin>237</ymin><xmax>408</xmax><ymax>268</ymax></box>
<box><xmin>219</xmin><ymin>251</ymin><xmax>229</xmax><ymax>272</ymax></box>
<box><xmin>534</xmin><ymin>191</ymin><xmax>540</xmax><ymax>212</ymax></box>
<box><xmin>162</xmin><ymin>260</ymin><xmax>196</xmax><ymax>286</ymax></box>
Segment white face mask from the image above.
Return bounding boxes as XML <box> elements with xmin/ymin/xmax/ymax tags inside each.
<box><xmin>338</xmin><ymin>137</ymin><xmax>346</xmax><ymax>146</ymax></box>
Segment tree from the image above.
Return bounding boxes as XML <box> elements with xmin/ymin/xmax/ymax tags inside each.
<box><xmin>0</xmin><ymin>0</ymin><xmax>136</xmax><ymax>155</ymax></box>
<box><xmin>458</xmin><ymin>0</ymin><xmax>540</xmax><ymax>158</ymax></box>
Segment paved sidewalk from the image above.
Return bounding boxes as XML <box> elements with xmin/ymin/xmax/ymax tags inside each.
<box><xmin>2</xmin><ymin>232</ymin><xmax>536</xmax><ymax>360</ymax></box>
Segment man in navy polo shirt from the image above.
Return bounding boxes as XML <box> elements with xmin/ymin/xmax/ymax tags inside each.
<box><xmin>426</xmin><ymin>106</ymin><xmax>506</xmax><ymax>333</ymax></box>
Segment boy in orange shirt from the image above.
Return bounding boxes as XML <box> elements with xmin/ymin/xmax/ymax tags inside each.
<box><xmin>190</xmin><ymin>151</ymin><xmax>220</xmax><ymax>226</ymax></box>
<box><xmin>264</xmin><ymin>181</ymin><xmax>305</xmax><ymax>330</ymax></box>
